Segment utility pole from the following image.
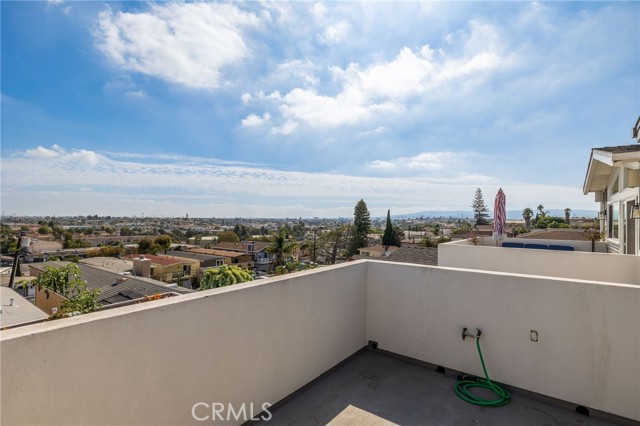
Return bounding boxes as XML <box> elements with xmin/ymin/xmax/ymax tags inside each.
<box><xmin>312</xmin><ymin>229</ymin><xmax>317</xmax><ymax>263</ymax></box>
<box><xmin>8</xmin><ymin>232</ymin><xmax>26</xmax><ymax>289</ymax></box>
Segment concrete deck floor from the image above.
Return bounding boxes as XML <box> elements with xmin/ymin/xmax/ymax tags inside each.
<box><xmin>255</xmin><ymin>349</ymin><xmax>633</xmax><ymax>426</ymax></box>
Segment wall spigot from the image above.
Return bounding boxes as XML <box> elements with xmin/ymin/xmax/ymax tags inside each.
<box><xmin>462</xmin><ymin>327</ymin><xmax>482</xmax><ymax>340</ymax></box>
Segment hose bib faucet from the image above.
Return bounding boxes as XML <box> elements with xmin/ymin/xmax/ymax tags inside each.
<box><xmin>462</xmin><ymin>327</ymin><xmax>482</xmax><ymax>340</ymax></box>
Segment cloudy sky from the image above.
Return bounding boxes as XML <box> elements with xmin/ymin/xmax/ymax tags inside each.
<box><xmin>1</xmin><ymin>1</ymin><xmax>638</xmax><ymax>218</ymax></box>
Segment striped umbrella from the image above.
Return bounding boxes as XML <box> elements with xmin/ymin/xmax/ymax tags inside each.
<box><xmin>492</xmin><ymin>188</ymin><xmax>506</xmax><ymax>242</ymax></box>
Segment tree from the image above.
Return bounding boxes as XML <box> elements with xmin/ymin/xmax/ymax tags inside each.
<box><xmin>382</xmin><ymin>210</ymin><xmax>394</xmax><ymax>249</ymax></box>
<box><xmin>1</xmin><ymin>224</ymin><xmax>17</xmax><ymax>254</ymax></box>
<box><xmin>471</xmin><ymin>188</ymin><xmax>490</xmax><ymax>226</ymax></box>
<box><xmin>537</xmin><ymin>204</ymin><xmax>547</xmax><ymax>218</ymax></box>
<box><xmin>266</xmin><ymin>230</ymin><xmax>298</xmax><ymax>269</ymax></box>
<box><xmin>522</xmin><ymin>208</ymin><xmax>534</xmax><ymax>230</ymax></box>
<box><xmin>382</xmin><ymin>210</ymin><xmax>402</xmax><ymax>249</ymax></box>
<box><xmin>154</xmin><ymin>235</ymin><xmax>172</xmax><ymax>250</ymax></box>
<box><xmin>317</xmin><ymin>225</ymin><xmax>350</xmax><ymax>264</ymax></box>
<box><xmin>31</xmin><ymin>264</ymin><xmax>101</xmax><ymax>317</ymax></box>
<box><xmin>347</xmin><ymin>199</ymin><xmax>371</xmax><ymax>256</ymax></box>
<box><xmin>138</xmin><ymin>238</ymin><xmax>153</xmax><ymax>253</ymax></box>
<box><xmin>218</xmin><ymin>230</ymin><xmax>240</xmax><ymax>243</ymax></box>
<box><xmin>199</xmin><ymin>265</ymin><xmax>253</xmax><ymax>290</ymax></box>
<box><xmin>564</xmin><ymin>208</ymin><xmax>572</xmax><ymax>225</ymax></box>
<box><xmin>38</xmin><ymin>225</ymin><xmax>51</xmax><ymax>235</ymax></box>
<box><xmin>50</xmin><ymin>224</ymin><xmax>64</xmax><ymax>240</ymax></box>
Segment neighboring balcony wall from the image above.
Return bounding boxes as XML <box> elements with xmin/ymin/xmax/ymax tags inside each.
<box><xmin>438</xmin><ymin>239</ymin><xmax>639</xmax><ymax>285</ymax></box>
<box><xmin>0</xmin><ymin>262</ymin><xmax>368</xmax><ymax>426</ymax></box>
<box><xmin>366</xmin><ymin>261</ymin><xmax>640</xmax><ymax>422</ymax></box>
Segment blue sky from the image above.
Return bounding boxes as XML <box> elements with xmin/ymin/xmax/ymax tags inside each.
<box><xmin>1</xmin><ymin>1</ymin><xmax>638</xmax><ymax>218</ymax></box>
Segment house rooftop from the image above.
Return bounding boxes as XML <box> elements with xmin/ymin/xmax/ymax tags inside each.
<box><xmin>584</xmin><ymin>144</ymin><xmax>640</xmax><ymax>193</ymax></box>
<box><xmin>214</xmin><ymin>241</ymin><xmax>270</xmax><ymax>252</ymax></box>
<box><xmin>29</xmin><ymin>261</ymin><xmax>188</xmax><ymax>305</ymax></box>
<box><xmin>593</xmin><ymin>145</ymin><xmax>640</xmax><ymax>154</ymax></box>
<box><xmin>80</xmin><ymin>257</ymin><xmax>133</xmax><ymax>274</ymax></box>
<box><xmin>188</xmin><ymin>248</ymin><xmax>247</xmax><ymax>258</ymax></box>
<box><xmin>376</xmin><ymin>246</ymin><xmax>438</xmax><ymax>266</ymax></box>
<box><xmin>0</xmin><ymin>287</ymin><xmax>48</xmax><ymax>329</ymax></box>
<box><xmin>164</xmin><ymin>250</ymin><xmax>225</xmax><ymax>262</ymax></box>
<box><xmin>359</xmin><ymin>245</ymin><xmax>399</xmax><ymax>253</ymax></box>
<box><xmin>124</xmin><ymin>253</ymin><xmax>196</xmax><ymax>266</ymax></box>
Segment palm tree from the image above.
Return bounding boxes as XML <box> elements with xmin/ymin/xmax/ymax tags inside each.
<box><xmin>522</xmin><ymin>208</ymin><xmax>534</xmax><ymax>230</ymax></box>
<box><xmin>266</xmin><ymin>230</ymin><xmax>298</xmax><ymax>271</ymax></box>
<box><xmin>537</xmin><ymin>205</ymin><xmax>546</xmax><ymax>218</ymax></box>
<box><xmin>199</xmin><ymin>265</ymin><xmax>253</xmax><ymax>290</ymax></box>
<box><xmin>564</xmin><ymin>208</ymin><xmax>572</xmax><ymax>225</ymax></box>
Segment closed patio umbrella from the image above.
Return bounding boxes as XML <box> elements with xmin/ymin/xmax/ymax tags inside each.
<box><xmin>492</xmin><ymin>188</ymin><xmax>506</xmax><ymax>244</ymax></box>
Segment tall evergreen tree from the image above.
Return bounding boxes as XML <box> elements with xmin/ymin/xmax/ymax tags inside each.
<box><xmin>471</xmin><ymin>188</ymin><xmax>490</xmax><ymax>226</ymax></box>
<box><xmin>382</xmin><ymin>210</ymin><xmax>394</xmax><ymax>248</ymax></box>
<box><xmin>382</xmin><ymin>210</ymin><xmax>401</xmax><ymax>248</ymax></box>
<box><xmin>347</xmin><ymin>199</ymin><xmax>371</xmax><ymax>256</ymax></box>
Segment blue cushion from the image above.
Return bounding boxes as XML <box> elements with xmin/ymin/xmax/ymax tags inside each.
<box><xmin>524</xmin><ymin>243</ymin><xmax>549</xmax><ymax>250</ymax></box>
<box><xmin>548</xmin><ymin>245</ymin><xmax>574</xmax><ymax>251</ymax></box>
<box><xmin>502</xmin><ymin>242</ymin><xmax>525</xmax><ymax>248</ymax></box>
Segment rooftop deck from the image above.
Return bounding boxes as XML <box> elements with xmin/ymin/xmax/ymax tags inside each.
<box><xmin>1</xmin><ymin>260</ymin><xmax>638</xmax><ymax>425</ymax></box>
<box><xmin>258</xmin><ymin>349</ymin><xmax>630</xmax><ymax>426</ymax></box>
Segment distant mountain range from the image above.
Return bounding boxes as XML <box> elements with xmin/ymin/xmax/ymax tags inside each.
<box><xmin>393</xmin><ymin>209</ymin><xmax>598</xmax><ymax>220</ymax></box>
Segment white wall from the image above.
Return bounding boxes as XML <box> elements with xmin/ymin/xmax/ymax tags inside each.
<box><xmin>485</xmin><ymin>237</ymin><xmax>608</xmax><ymax>253</ymax></box>
<box><xmin>439</xmin><ymin>239</ymin><xmax>639</xmax><ymax>285</ymax></box>
<box><xmin>0</xmin><ymin>262</ymin><xmax>368</xmax><ymax>426</ymax></box>
<box><xmin>366</xmin><ymin>261</ymin><xmax>639</xmax><ymax>421</ymax></box>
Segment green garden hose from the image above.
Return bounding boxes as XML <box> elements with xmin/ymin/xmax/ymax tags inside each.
<box><xmin>454</xmin><ymin>336</ymin><xmax>511</xmax><ymax>406</ymax></box>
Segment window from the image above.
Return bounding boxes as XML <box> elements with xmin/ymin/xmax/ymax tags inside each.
<box><xmin>608</xmin><ymin>204</ymin><xmax>619</xmax><ymax>239</ymax></box>
<box><xmin>215</xmin><ymin>259</ymin><xmax>224</xmax><ymax>266</ymax></box>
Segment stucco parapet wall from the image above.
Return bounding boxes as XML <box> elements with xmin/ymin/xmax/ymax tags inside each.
<box><xmin>0</xmin><ymin>260</ymin><xmax>369</xmax><ymax>341</ymax></box>
<box><xmin>368</xmin><ymin>260</ymin><xmax>640</xmax><ymax>290</ymax></box>
<box><xmin>438</xmin><ymin>239</ymin><xmax>639</xmax><ymax>285</ymax></box>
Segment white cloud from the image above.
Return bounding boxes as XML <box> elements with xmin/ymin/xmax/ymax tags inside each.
<box><xmin>1</xmin><ymin>146</ymin><xmax>597</xmax><ymax>217</ymax></box>
<box><xmin>265</xmin><ymin>41</ymin><xmax>508</xmax><ymax>130</ymax></box>
<box><xmin>318</xmin><ymin>20</ymin><xmax>351</xmax><ymax>45</ymax></box>
<box><xmin>368</xmin><ymin>151</ymin><xmax>467</xmax><ymax>173</ymax></box>
<box><xmin>277</xmin><ymin>60</ymin><xmax>319</xmax><ymax>87</ymax></box>
<box><xmin>125</xmin><ymin>90</ymin><xmax>145</xmax><ymax>98</ymax></box>
<box><xmin>25</xmin><ymin>144</ymin><xmax>65</xmax><ymax>159</ymax></box>
<box><xmin>23</xmin><ymin>145</ymin><xmax>103</xmax><ymax>166</ymax></box>
<box><xmin>241</xmin><ymin>112</ymin><xmax>271</xmax><ymax>128</ymax></box>
<box><xmin>271</xmin><ymin>120</ymin><xmax>298</xmax><ymax>135</ymax></box>
<box><xmin>311</xmin><ymin>3</ymin><xmax>328</xmax><ymax>21</ymax></box>
<box><xmin>95</xmin><ymin>3</ymin><xmax>262</xmax><ymax>89</ymax></box>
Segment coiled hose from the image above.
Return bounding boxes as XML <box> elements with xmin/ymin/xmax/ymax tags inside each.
<box><xmin>454</xmin><ymin>336</ymin><xmax>511</xmax><ymax>406</ymax></box>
